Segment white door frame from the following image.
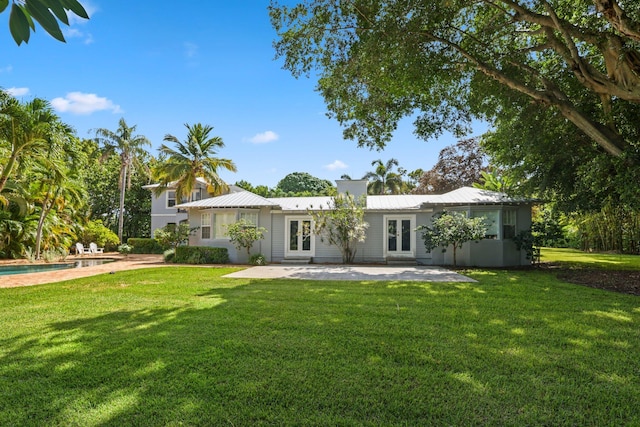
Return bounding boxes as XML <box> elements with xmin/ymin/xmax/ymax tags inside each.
<box><xmin>383</xmin><ymin>215</ymin><xmax>416</xmax><ymax>258</ymax></box>
<box><xmin>284</xmin><ymin>216</ymin><xmax>315</xmax><ymax>257</ymax></box>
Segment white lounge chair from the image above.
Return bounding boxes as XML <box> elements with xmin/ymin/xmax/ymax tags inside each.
<box><xmin>76</xmin><ymin>242</ymin><xmax>91</xmax><ymax>256</ymax></box>
<box><xmin>90</xmin><ymin>242</ymin><xmax>104</xmax><ymax>254</ymax></box>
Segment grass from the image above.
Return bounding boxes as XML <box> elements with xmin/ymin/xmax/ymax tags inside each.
<box><xmin>0</xmin><ymin>264</ymin><xmax>639</xmax><ymax>426</ymax></box>
<box><xmin>541</xmin><ymin>247</ymin><xmax>640</xmax><ymax>270</ymax></box>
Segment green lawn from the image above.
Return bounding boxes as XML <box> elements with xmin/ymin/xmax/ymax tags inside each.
<box><xmin>0</xmin><ymin>263</ymin><xmax>639</xmax><ymax>426</ymax></box>
<box><xmin>541</xmin><ymin>247</ymin><xmax>640</xmax><ymax>270</ymax></box>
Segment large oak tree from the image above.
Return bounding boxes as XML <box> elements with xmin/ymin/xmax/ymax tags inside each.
<box><xmin>270</xmin><ymin>0</ymin><xmax>640</xmax><ymax>170</ymax></box>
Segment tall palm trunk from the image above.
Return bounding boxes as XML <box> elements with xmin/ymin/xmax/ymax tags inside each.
<box><xmin>35</xmin><ymin>196</ymin><xmax>52</xmax><ymax>260</ymax></box>
<box><xmin>118</xmin><ymin>162</ymin><xmax>128</xmax><ymax>243</ymax></box>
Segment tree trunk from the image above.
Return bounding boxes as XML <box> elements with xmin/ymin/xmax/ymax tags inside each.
<box><xmin>452</xmin><ymin>243</ymin><xmax>458</xmax><ymax>268</ymax></box>
<box><xmin>35</xmin><ymin>197</ymin><xmax>51</xmax><ymax>260</ymax></box>
<box><xmin>118</xmin><ymin>163</ymin><xmax>128</xmax><ymax>243</ymax></box>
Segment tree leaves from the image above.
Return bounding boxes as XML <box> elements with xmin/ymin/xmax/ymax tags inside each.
<box><xmin>7</xmin><ymin>0</ymin><xmax>89</xmax><ymax>45</ymax></box>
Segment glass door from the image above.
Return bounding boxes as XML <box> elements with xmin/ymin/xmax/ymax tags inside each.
<box><xmin>286</xmin><ymin>217</ymin><xmax>314</xmax><ymax>257</ymax></box>
<box><xmin>385</xmin><ymin>216</ymin><xmax>414</xmax><ymax>257</ymax></box>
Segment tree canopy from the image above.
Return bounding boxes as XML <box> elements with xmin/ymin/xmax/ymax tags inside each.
<box><xmin>276</xmin><ymin>172</ymin><xmax>334</xmax><ymax>195</ymax></box>
<box><xmin>414</xmin><ymin>138</ymin><xmax>487</xmax><ymax>194</ymax></box>
<box><xmin>270</xmin><ymin>0</ymin><xmax>640</xmax><ymax>167</ymax></box>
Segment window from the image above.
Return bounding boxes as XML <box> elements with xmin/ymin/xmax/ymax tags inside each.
<box><xmin>239</xmin><ymin>212</ymin><xmax>258</xmax><ymax>226</ymax></box>
<box><xmin>503</xmin><ymin>209</ymin><xmax>517</xmax><ymax>239</ymax></box>
<box><xmin>201</xmin><ymin>213</ymin><xmax>211</xmax><ymax>239</ymax></box>
<box><xmin>167</xmin><ymin>191</ymin><xmax>176</xmax><ymax>208</ymax></box>
<box><xmin>471</xmin><ymin>210</ymin><xmax>499</xmax><ymax>239</ymax></box>
<box><xmin>214</xmin><ymin>213</ymin><xmax>235</xmax><ymax>239</ymax></box>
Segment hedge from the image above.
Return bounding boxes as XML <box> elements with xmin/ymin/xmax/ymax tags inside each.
<box><xmin>127</xmin><ymin>238</ymin><xmax>164</xmax><ymax>254</ymax></box>
<box><xmin>173</xmin><ymin>246</ymin><xmax>229</xmax><ymax>264</ymax></box>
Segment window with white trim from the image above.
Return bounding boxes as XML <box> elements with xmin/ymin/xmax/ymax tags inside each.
<box><xmin>214</xmin><ymin>213</ymin><xmax>235</xmax><ymax>239</ymax></box>
<box><xmin>471</xmin><ymin>210</ymin><xmax>499</xmax><ymax>239</ymax></box>
<box><xmin>167</xmin><ymin>191</ymin><xmax>176</xmax><ymax>208</ymax></box>
<box><xmin>201</xmin><ymin>213</ymin><xmax>211</xmax><ymax>239</ymax></box>
<box><xmin>503</xmin><ymin>209</ymin><xmax>517</xmax><ymax>239</ymax></box>
<box><xmin>239</xmin><ymin>212</ymin><xmax>258</xmax><ymax>226</ymax></box>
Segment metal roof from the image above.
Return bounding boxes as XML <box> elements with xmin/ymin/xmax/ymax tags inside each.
<box><xmin>176</xmin><ymin>190</ymin><xmax>278</xmax><ymax>208</ymax></box>
<box><xmin>366</xmin><ymin>195</ymin><xmax>439</xmax><ymax>210</ymax></box>
<box><xmin>173</xmin><ymin>186</ymin><xmax>531</xmax><ymax>211</ymax></box>
<box><xmin>428</xmin><ymin>187</ymin><xmax>530</xmax><ymax>205</ymax></box>
<box><xmin>268</xmin><ymin>197</ymin><xmax>333</xmax><ymax>211</ymax></box>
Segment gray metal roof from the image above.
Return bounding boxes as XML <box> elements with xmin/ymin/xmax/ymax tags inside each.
<box><xmin>176</xmin><ymin>190</ymin><xmax>278</xmax><ymax>208</ymax></box>
<box><xmin>268</xmin><ymin>197</ymin><xmax>333</xmax><ymax>211</ymax></box>
<box><xmin>173</xmin><ymin>186</ymin><xmax>530</xmax><ymax>211</ymax></box>
<box><xmin>366</xmin><ymin>195</ymin><xmax>439</xmax><ymax>210</ymax></box>
<box><xmin>429</xmin><ymin>187</ymin><xmax>529</xmax><ymax>205</ymax></box>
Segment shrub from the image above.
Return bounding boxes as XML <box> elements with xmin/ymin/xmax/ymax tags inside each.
<box><xmin>226</xmin><ymin>219</ymin><xmax>267</xmax><ymax>256</ymax></box>
<box><xmin>79</xmin><ymin>220</ymin><xmax>120</xmax><ymax>251</ymax></box>
<box><xmin>154</xmin><ymin>223</ymin><xmax>195</xmax><ymax>250</ymax></box>
<box><xmin>174</xmin><ymin>246</ymin><xmax>229</xmax><ymax>264</ymax></box>
<box><xmin>163</xmin><ymin>249</ymin><xmax>176</xmax><ymax>263</ymax></box>
<box><xmin>249</xmin><ymin>253</ymin><xmax>267</xmax><ymax>265</ymax></box>
<box><xmin>127</xmin><ymin>238</ymin><xmax>164</xmax><ymax>254</ymax></box>
<box><xmin>118</xmin><ymin>244</ymin><xmax>133</xmax><ymax>255</ymax></box>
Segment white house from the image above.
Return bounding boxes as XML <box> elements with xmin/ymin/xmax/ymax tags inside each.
<box><xmin>145</xmin><ymin>179</ymin><xmax>534</xmax><ymax>267</ymax></box>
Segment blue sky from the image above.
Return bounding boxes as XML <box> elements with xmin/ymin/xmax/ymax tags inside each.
<box><xmin>3</xmin><ymin>0</ymin><xmax>485</xmax><ymax>188</ymax></box>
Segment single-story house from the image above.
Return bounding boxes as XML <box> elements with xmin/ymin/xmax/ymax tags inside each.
<box><xmin>144</xmin><ymin>179</ymin><xmax>534</xmax><ymax>267</ymax></box>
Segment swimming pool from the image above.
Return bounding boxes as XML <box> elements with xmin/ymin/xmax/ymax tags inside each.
<box><xmin>0</xmin><ymin>259</ymin><xmax>115</xmax><ymax>276</ymax></box>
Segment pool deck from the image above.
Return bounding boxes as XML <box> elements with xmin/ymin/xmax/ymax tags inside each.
<box><xmin>0</xmin><ymin>254</ymin><xmax>166</xmax><ymax>288</ymax></box>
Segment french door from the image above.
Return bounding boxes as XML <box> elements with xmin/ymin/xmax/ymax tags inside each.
<box><xmin>285</xmin><ymin>217</ymin><xmax>314</xmax><ymax>257</ymax></box>
<box><xmin>384</xmin><ymin>216</ymin><xmax>415</xmax><ymax>257</ymax></box>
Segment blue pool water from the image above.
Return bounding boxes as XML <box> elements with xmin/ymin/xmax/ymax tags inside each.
<box><xmin>0</xmin><ymin>259</ymin><xmax>115</xmax><ymax>276</ymax></box>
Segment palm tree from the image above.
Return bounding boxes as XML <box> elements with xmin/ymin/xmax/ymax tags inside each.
<box><xmin>30</xmin><ymin>158</ymin><xmax>85</xmax><ymax>259</ymax></box>
<box><xmin>153</xmin><ymin>123</ymin><xmax>237</xmax><ymax>201</ymax></box>
<box><xmin>362</xmin><ymin>158</ymin><xmax>404</xmax><ymax>195</ymax></box>
<box><xmin>0</xmin><ymin>96</ymin><xmax>56</xmax><ymax>193</ymax></box>
<box><xmin>94</xmin><ymin>118</ymin><xmax>151</xmax><ymax>243</ymax></box>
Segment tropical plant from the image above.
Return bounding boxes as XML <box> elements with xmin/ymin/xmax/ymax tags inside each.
<box><xmin>2</xmin><ymin>0</ymin><xmax>89</xmax><ymax>45</ymax></box>
<box><xmin>362</xmin><ymin>158</ymin><xmax>404</xmax><ymax>195</ymax></box>
<box><xmin>0</xmin><ymin>96</ymin><xmax>58</xmax><ymax>193</ymax></box>
<box><xmin>417</xmin><ymin>211</ymin><xmax>487</xmax><ymax>267</ymax></box>
<box><xmin>473</xmin><ymin>170</ymin><xmax>516</xmax><ymax>194</ymax></box>
<box><xmin>154</xmin><ymin>223</ymin><xmax>194</xmax><ymax>250</ymax></box>
<box><xmin>94</xmin><ymin>118</ymin><xmax>151</xmax><ymax>243</ymax></box>
<box><xmin>78</xmin><ymin>219</ymin><xmax>120</xmax><ymax>251</ymax></box>
<box><xmin>226</xmin><ymin>219</ymin><xmax>267</xmax><ymax>257</ymax></box>
<box><xmin>153</xmin><ymin>123</ymin><xmax>237</xmax><ymax>200</ymax></box>
<box><xmin>309</xmin><ymin>193</ymin><xmax>368</xmax><ymax>263</ymax></box>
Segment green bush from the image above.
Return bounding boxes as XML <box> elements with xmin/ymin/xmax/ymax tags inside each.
<box><xmin>249</xmin><ymin>253</ymin><xmax>267</xmax><ymax>265</ymax></box>
<box><xmin>174</xmin><ymin>246</ymin><xmax>229</xmax><ymax>264</ymax></box>
<box><xmin>127</xmin><ymin>238</ymin><xmax>164</xmax><ymax>254</ymax></box>
<box><xmin>79</xmin><ymin>220</ymin><xmax>120</xmax><ymax>251</ymax></box>
<box><xmin>163</xmin><ymin>249</ymin><xmax>175</xmax><ymax>263</ymax></box>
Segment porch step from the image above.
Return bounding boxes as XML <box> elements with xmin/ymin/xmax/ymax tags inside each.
<box><xmin>386</xmin><ymin>258</ymin><xmax>417</xmax><ymax>266</ymax></box>
<box><xmin>281</xmin><ymin>257</ymin><xmax>312</xmax><ymax>265</ymax></box>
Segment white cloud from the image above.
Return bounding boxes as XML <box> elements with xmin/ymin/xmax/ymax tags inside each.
<box><xmin>248</xmin><ymin>131</ymin><xmax>279</xmax><ymax>144</ymax></box>
<box><xmin>6</xmin><ymin>87</ymin><xmax>29</xmax><ymax>97</ymax></box>
<box><xmin>51</xmin><ymin>92</ymin><xmax>122</xmax><ymax>115</ymax></box>
<box><xmin>65</xmin><ymin>28</ymin><xmax>94</xmax><ymax>45</ymax></box>
<box><xmin>324</xmin><ymin>160</ymin><xmax>348</xmax><ymax>171</ymax></box>
<box><xmin>0</xmin><ymin>65</ymin><xmax>13</xmax><ymax>73</ymax></box>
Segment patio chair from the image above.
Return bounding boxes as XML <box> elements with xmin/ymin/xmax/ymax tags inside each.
<box><xmin>76</xmin><ymin>242</ymin><xmax>91</xmax><ymax>256</ymax></box>
<box><xmin>89</xmin><ymin>242</ymin><xmax>105</xmax><ymax>254</ymax></box>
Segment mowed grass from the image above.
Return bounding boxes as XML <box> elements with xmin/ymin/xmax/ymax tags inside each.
<box><xmin>1</xmin><ymin>265</ymin><xmax>639</xmax><ymax>426</ymax></box>
<box><xmin>541</xmin><ymin>247</ymin><xmax>640</xmax><ymax>270</ymax></box>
